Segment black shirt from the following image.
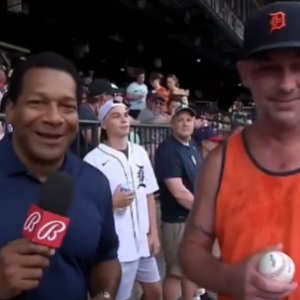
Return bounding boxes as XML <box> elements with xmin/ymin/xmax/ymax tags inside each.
<box><xmin>155</xmin><ymin>135</ymin><xmax>203</xmax><ymax>223</ymax></box>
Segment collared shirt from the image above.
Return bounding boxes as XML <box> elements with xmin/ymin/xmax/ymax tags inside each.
<box><xmin>84</xmin><ymin>142</ymin><xmax>158</xmax><ymax>262</ymax></box>
<box><xmin>0</xmin><ymin>134</ymin><xmax>119</xmax><ymax>300</ymax></box>
<box><xmin>155</xmin><ymin>135</ymin><xmax>203</xmax><ymax>223</ymax></box>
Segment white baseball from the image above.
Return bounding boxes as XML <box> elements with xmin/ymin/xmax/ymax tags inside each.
<box><xmin>257</xmin><ymin>251</ymin><xmax>295</xmax><ymax>283</ymax></box>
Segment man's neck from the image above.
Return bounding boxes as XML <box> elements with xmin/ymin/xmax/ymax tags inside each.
<box><xmin>106</xmin><ymin>137</ymin><xmax>128</xmax><ymax>150</ymax></box>
<box><xmin>12</xmin><ymin>136</ymin><xmax>64</xmax><ymax>182</ymax></box>
<box><xmin>253</xmin><ymin>121</ymin><xmax>300</xmax><ymax>146</ymax></box>
<box><xmin>173</xmin><ymin>134</ymin><xmax>190</xmax><ymax>145</ymax></box>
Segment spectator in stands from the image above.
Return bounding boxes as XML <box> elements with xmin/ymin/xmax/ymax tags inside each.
<box><xmin>155</xmin><ymin>105</ymin><xmax>210</xmax><ymax>300</ymax></box>
<box><xmin>82</xmin><ymin>70</ymin><xmax>94</xmax><ymax>86</ymax></box>
<box><xmin>126</xmin><ymin>68</ymin><xmax>148</xmax><ymax>119</ymax></box>
<box><xmin>166</xmin><ymin>74</ymin><xmax>190</xmax><ymax>105</ymax></box>
<box><xmin>138</xmin><ymin>94</ymin><xmax>171</xmax><ymax>160</ymax></box>
<box><xmin>193</xmin><ymin>128</ymin><xmax>224</xmax><ymax>157</ymax></box>
<box><xmin>148</xmin><ymin>72</ymin><xmax>168</xmax><ymax>103</ymax></box>
<box><xmin>166</xmin><ymin>74</ymin><xmax>179</xmax><ymax>94</ymax></box>
<box><xmin>0</xmin><ymin>69</ymin><xmax>6</xmax><ymax>89</ymax></box>
<box><xmin>167</xmin><ymin>95</ymin><xmax>182</xmax><ymax>115</ymax></box>
<box><xmin>138</xmin><ymin>94</ymin><xmax>170</xmax><ymax>124</ymax></box>
<box><xmin>84</xmin><ymin>100</ymin><xmax>161</xmax><ymax>300</ymax></box>
<box><xmin>232</xmin><ymin>119</ymin><xmax>247</xmax><ymax>134</ymax></box>
<box><xmin>0</xmin><ymin>122</ymin><xmax>4</xmax><ymax>140</ymax></box>
<box><xmin>79</xmin><ymin>80</ymin><xmax>104</xmax><ymax>145</ymax></box>
<box><xmin>79</xmin><ymin>79</ymin><xmax>124</xmax><ymax>145</ymax></box>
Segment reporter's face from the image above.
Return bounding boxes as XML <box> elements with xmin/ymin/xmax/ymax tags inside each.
<box><xmin>6</xmin><ymin>68</ymin><xmax>78</xmax><ymax>161</ymax></box>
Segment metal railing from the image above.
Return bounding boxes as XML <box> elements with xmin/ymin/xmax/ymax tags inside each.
<box><xmin>72</xmin><ymin>121</ymin><xmax>172</xmax><ymax>159</ymax></box>
<box><xmin>0</xmin><ymin>114</ymin><xmax>232</xmax><ymax>159</ymax></box>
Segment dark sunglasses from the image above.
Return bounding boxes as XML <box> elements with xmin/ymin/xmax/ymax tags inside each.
<box><xmin>154</xmin><ymin>100</ymin><xmax>164</xmax><ymax>106</ymax></box>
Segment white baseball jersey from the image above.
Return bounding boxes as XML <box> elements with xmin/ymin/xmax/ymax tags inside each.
<box><xmin>84</xmin><ymin>142</ymin><xmax>158</xmax><ymax>262</ymax></box>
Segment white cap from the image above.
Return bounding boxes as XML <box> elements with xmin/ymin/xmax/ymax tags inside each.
<box><xmin>99</xmin><ymin>100</ymin><xmax>127</xmax><ymax>123</ymax></box>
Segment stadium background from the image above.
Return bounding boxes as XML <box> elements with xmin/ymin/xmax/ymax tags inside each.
<box><xmin>0</xmin><ymin>0</ymin><xmax>271</xmax><ymax>110</ymax></box>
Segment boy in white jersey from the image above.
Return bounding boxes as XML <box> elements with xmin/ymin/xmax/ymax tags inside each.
<box><xmin>84</xmin><ymin>100</ymin><xmax>161</xmax><ymax>300</ymax></box>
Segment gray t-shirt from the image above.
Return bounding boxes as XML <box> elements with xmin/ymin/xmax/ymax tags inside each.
<box><xmin>79</xmin><ymin>104</ymin><xmax>99</xmax><ymax>128</ymax></box>
<box><xmin>138</xmin><ymin>108</ymin><xmax>158</xmax><ymax>123</ymax></box>
<box><xmin>137</xmin><ymin>109</ymin><xmax>169</xmax><ymax>147</ymax></box>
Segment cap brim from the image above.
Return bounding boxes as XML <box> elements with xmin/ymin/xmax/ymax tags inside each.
<box><xmin>209</xmin><ymin>136</ymin><xmax>225</xmax><ymax>142</ymax></box>
<box><xmin>243</xmin><ymin>41</ymin><xmax>300</xmax><ymax>59</ymax></box>
<box><xmin>109</xmin><ymin>88</ymin><xmax>125</xmax><ymax>94</ymax></box>
<box><xmin>173</xmin><ymin>108</ymin><xmax>196</xmax><ymax>118</ymax></box>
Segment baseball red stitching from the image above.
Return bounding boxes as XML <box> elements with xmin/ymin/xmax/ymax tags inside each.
<box><xmin>265</xmin><ymin>252</ymin><xmax>287</xmax><ymax>279</ymax></box>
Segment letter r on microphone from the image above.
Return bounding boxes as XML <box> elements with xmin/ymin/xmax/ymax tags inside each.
<box><xmin>23</xmin><ymin>204</ymin><xmax>70</xmax><ymax>248</ymax></box>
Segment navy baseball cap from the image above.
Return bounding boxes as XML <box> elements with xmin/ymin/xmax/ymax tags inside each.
<box><xmin>194</xmin><ymin>128</ymin><xmax>225</xmax><ymax>145</ymax></box>
<box><xmin>243</xmin><ymin>2</ymin><xmax>300</xmax><ymax>58</ymax></box>
<box><xmin>89</xmin><ymin>79</ymin><xmax>125</xmax><ymax>97</ymax></box>
<box><xmin>172</xmin><ymin>104</ymin><xmax>196</xmax><ymax>119</ymax></box>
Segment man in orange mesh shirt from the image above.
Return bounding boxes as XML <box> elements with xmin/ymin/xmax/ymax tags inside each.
<box><xmin>179</xmin><ymin>2</ymin><xmax>300</xmax><ymax>300</ymax></box>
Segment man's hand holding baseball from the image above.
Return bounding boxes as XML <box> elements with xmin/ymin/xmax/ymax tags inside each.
<box><xmin>0</xmin><ymin>239</ymin><xmax>54</xmax><ymax>299</ymax></box>
<box><xmin>233</xmin><ymin>244</ymin><xmax>297</xmax><ymax>300</ymax></box>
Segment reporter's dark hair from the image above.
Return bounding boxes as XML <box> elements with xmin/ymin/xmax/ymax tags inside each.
<box><xmin>7</xmin><ymin>52</ymin><xmax>82</xmax><ymax>104</ymax></box>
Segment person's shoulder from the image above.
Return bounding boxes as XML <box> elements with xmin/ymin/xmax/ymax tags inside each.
<box><xmin>126</xmin><ymin>82</ymin><xmax>138</xmax><ymax>91</ymax></box>
<box><xmin>83</xmin><ymin>146</ymin><xmax>99</xmax><ymax>162</ymax></box>
<box><xmin>70</xmin><ymin>152</ymin><xmax>111</xmax><ymax>197</ymax></box>
<box><xmin>202</xmin><ymin>141</ymin><xmax>226</xmax><ymax>173</ymax></box>
<box><xmin>79</xmin><ymin>103</ymin><xmax>88</xmax><ymax>112</ymax></box>
<box><xmin>156</xmin><ymin>136</ymin><xmax>175</xmax><ymax>153</ymax></box>
<box><xmin>78</xmin><ymin>104</ymin><xmax>96</xmax><ymax>120</ymax></box>
<box><xmin>131</xmin><ymin>142</ymin><xmax>148</xmax><ymax>156</ymax></box>
<box><xmin>69</xmin><ymin>151</ymin><xmax>103</xmax><ymax>177</ymax></box>
<box><xmin>138</xmin><ymin>109</ymin><xmax>155</xmax><ymax>122</ymax></box>
<box><xmin>138</xmin><ymin>108</ymin><xmax>148</xmax><ymax>116</ymax></box>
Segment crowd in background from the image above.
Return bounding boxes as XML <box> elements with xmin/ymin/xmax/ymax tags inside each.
<box><xmin>0</xmin><ymin>57</ymin><xmax>255</xmax><ymax>154</ymax></box>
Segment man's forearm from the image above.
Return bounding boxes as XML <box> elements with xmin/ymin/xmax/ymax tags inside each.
<box><xmin>179</xmin><ymin>242</ymin><xmax>238</xmax><ymax>296</ymax></box>
<box><xmin>90</xmin><ymin>259</ymin><xmax>122</xmax><ymax>299</ymax></box>
<box><xmin>147</xmin><ymin>194</ymin><xmax>158</xmax><ymax>234</ymax></box>
<box><xmin>175</xmin><ymin>190</ymin><xmax>194</xmax><ymax>210</ymax></box>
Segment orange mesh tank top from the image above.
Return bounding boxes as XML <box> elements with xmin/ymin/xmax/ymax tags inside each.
<box><xmin>216</xmin><ymin>132</ymin><xmax>300</xmax><ymax>300</ymax></box>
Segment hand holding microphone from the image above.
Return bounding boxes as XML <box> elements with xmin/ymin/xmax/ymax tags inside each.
<box><xmin>0</xmin><ymin>171</ymin><xmax>74</xmax><ymax>299</ymax></box>
<box><xmin>0</xmin><ymin>239</ymin><xmax>54</xmax><ymax>299</ymax></box>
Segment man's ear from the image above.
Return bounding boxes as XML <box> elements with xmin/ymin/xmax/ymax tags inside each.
<box><xmin>101</xmin><ymin>121</ymin><xmax>107</xmax><ymax>130</ymax></box>
<box><xmin>236</xmin><ymin>61</ymin><xmax>251</xmax><ymax>89</ymax></box>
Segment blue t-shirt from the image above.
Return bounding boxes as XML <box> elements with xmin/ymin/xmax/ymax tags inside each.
<box><xmin>0</xmin><ymin>134</ymin><xmax>119</xmax><ymax>300</ymax></box>
<box><xmin>155</xmin><ymin>135</ymin><xmax>203</xmax><ymax>223</ymax></box>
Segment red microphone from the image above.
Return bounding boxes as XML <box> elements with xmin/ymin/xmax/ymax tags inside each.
<box><xmin>22</xmin><ymin>171</ymin><xmax>74</xmax><ymax>248</ymax></box>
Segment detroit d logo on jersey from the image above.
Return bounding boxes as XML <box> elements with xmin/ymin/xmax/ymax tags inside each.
<box><xmin>136</xmin><ymin>164</ymin><xmax>146</xmax><ymax>189</ymax></box>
